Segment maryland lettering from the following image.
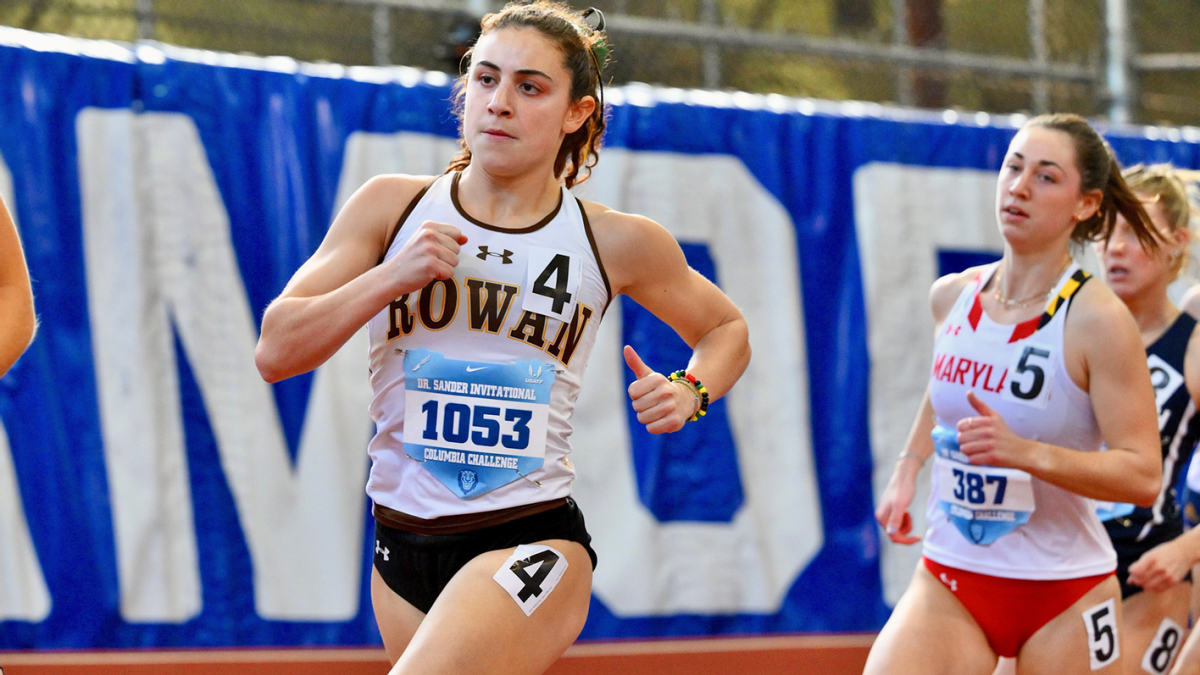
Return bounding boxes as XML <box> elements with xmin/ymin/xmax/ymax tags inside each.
<box><xmin>931</xmin><ymin>353</ymin><xmax>1007</xmax><ymax>393</ymax></box>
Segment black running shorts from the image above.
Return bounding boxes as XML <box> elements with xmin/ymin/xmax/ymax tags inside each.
<box><xmin>372</xmin><ymin>497</ymin><xmax>597</xmax><ymax>614</ymax></box>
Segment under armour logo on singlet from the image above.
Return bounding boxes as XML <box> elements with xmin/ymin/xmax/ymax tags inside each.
<box><xmin>375</xmin><ymin>540</ymin><xmax>389</xmax><ymax>561</ymax></box>
<box><xmin>477</xmin><ymin>246</ymin><xmax>514</xmax><ymax>264</ymax></box>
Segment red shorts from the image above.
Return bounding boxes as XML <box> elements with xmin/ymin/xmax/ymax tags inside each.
<box><xmin>923</xmin><ymin>556</ymin><xmax>1114</xmax><ymax>658</ymax></box>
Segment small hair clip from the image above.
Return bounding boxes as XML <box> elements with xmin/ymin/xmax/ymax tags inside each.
<box><xmin>580</xmin><ymin>7</ymin><xmax>609</xmax><ymax>76</ymax></box>
<box><xmin>581</xmin><ymin>7</ymin><xmax>605</xmax><ymax>32</ymax></box>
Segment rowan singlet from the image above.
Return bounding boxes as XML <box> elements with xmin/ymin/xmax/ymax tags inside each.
<box><xmin>365</xmin><ymin>172</ymin><xmax>610</xmax><ymax>519</ymax></box>
<box><xmin>924</xmin><ymin>262</ymin><xmax>1115</xmax><ymax>580</ymax></box>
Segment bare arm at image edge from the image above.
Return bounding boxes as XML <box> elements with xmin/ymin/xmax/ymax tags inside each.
<box><xmin>0</xmin><ymin>197</ymin><xmax>35</xmax><ymax>377</ymax></box>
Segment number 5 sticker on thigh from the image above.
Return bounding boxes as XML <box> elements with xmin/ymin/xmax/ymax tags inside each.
<box><xmin>494</xmin><ymin>544</ymin><xmax>568</xmax><ymax>617</ymax></box>
<box><xmin>1083</xmin><ymin>598</ymin><xmax>1120</xmax><ymax>671</ymax></box>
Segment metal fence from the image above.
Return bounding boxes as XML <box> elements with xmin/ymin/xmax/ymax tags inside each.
<box><xmin>1</xmin><ymin>0</ymin><xmax>1198</xmax><ymax>126</ymax></box>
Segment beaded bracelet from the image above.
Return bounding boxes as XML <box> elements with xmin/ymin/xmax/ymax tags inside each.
<box><xmin>668</xmin><ymin>370</ymin><xmax>709</xmax><ymax>422</ymax></box>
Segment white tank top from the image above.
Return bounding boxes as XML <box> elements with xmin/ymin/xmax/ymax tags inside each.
<box><xmin>365</xmin><ymin>172</ymin><xmax>610</xmax><ymax>519</ymax></box>
<box><xmin>923</xmin><ymin>262</ymin><xmax>1115</xmax><ymax>580</ymax></box>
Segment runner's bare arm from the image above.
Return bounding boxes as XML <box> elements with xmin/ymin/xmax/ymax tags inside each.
<box><xmin>1128</xmin><ymin>525</ymin><xmax>1200</xmax><ymax>591</ymax></box>
<box><xmin>961</xmin><ymin>281</ymin><xmax>1160</xmax><ymax>505</ymax></box>
<box><xmin>0</xmin><ymin>197</ymin><xmax>34</xmax><ymax>377</ymax></box>
<box><xmin>875</xmin><ymin>270</ymin><xmax>978</xmax><ymax>544</ymax></box>
<box><xmin>892</xmin><ymin>267</ymin><xmax>980</xmax><ymax>465</ymax></box>
<box><xmin>587</xmin><ymin>204</ymin><xmax>749</xmax><ymax>431</ymax></box>
<box><xmin>255</xmin><ymin>175</ymin><xmax>464</xmax><ymax>382</ymax></box>
<box><xmin>895</xmin><ymin>269</ymin><xmax>982</xmax><ymax>464</ymax></box>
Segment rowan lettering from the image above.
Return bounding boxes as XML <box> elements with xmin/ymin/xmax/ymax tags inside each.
<box><xmin>387</xmin><ymin>276</ymin><xmax>594</xmax><ymax>367</ymax></box>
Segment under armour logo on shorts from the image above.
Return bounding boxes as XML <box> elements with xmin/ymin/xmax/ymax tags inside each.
<box><xmin>477</xmin><ymin>246</ymin><xmax>513</xmax><ymax>264</ymax></box>
<box><xmin>939</xmin><ymin>572</ymin><xmax>957</xmax><ymax>592</ymax></box>
<box><xmin>375</xmin><ymin>540</ymin><xmax>389</xmax><ymax>562</ymax></box>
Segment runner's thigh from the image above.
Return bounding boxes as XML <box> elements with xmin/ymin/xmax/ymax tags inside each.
<box><xmin>371</xmin><ymin>567</ymin><xmax>427</xmax><ymax>665</ymax></box>
<box><xmin>1017</xmin><ymin>575</ymin><xmax>1123</xmax><ymax>675</ymax></box>
<box><xmin>390</xmin><ymin>539</ymin><xmax>593</xmax><ymax>675</ymax></box>
<box><xmin>863</xmin><ymin>561</ymin><xmax>997</xmax><ymax>675</ymax></box>
<box><xmin>1122</xmin><ymin>584</ymin><xmax>1190</xmax><ymax>675</ymax></box>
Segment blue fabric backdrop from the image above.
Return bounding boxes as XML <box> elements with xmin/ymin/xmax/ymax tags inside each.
<box><xmin>2</xmin><ymin>29</ymin><xmax>1199</xmax><ymax>649</ymax></box>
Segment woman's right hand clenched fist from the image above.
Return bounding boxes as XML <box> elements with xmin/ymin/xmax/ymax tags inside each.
<box><xmin>387</xmin><ymin>220</ymin><xmax>468</xmax><ymax>295</ymax></box>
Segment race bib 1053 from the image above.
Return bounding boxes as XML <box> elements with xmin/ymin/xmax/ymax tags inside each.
<box><xmin>402</xmin><ymin>348</ymin><xmax>555</xmax><ymax>498</ymax></box>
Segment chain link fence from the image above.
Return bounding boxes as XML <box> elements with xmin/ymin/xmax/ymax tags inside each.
<box><xmin>1</xmin><ymin>0</ymin><xmax>1198</xmax><ymax>125</ymax></box>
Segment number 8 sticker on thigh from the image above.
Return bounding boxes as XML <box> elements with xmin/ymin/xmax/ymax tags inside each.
<box><xmin>1142</xmin><ymin>617</ymin><xmax>1183</xmax><ymax>675</ymax></box>
<box><xmin>403</xmin><ymin>348</ymin><xmax>555</xmax><ymax>498</ymax></box>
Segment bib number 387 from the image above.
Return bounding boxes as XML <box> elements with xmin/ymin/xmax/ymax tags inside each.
<box><xmin>1083</xmin><ymin>599</ymin><xmax>1120</xmax><ymax>671</ymax></box>
<box><xmin>933</xmin><ymin>456</ymin><xmax>1035</xmax><ymax>546</ymax></box>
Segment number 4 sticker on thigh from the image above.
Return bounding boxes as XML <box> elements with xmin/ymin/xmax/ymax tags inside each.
<box><xmin>494</xmin><ymin>544</ymin><xmax>569</xmax><ymax>616</ymax></box>
<box><xmin>1083</xmin><ymin>598</ymin><xmax>1120</xmax><ymax>671</ymax></box>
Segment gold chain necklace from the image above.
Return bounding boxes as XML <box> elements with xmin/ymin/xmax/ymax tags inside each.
<box><xmin>993</xmin><ymin>257</ymin><xmax>1072</xmax><ymax>310</ymax></box>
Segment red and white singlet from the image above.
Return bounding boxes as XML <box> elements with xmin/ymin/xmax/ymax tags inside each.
<box><xmin>923</xmin><ymin>262</ymin><xmax>1115</xmax><ymax>580</ymax></box>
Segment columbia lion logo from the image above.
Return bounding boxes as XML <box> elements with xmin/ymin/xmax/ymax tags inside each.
<box><xmin>526</xmin><ymin>364</ymin><xmax>544</xmax><ymax>384</ymax></box>
<box><xmin>477</xmin><ymin>246</ymin><xmax>514</xmax><ymax>264</ymax></box>
<box><xmin>459</xmin><ymin>469</ymin><xmax>478</xmax><ymax>494</ymax></box>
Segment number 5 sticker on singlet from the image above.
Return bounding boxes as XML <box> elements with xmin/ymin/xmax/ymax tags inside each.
<box><xmin>1001</xmin><ymin>342</ymin><xmax>1056</xmax><ymax>409</ymax></box>
<box><xmin>403</xmin><ymin>348</ymin><xmax>555</xmax><ymax>498</ymax></box>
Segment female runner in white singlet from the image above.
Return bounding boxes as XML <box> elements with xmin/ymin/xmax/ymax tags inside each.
<box><xmin>0</xmin><ymin>195</ymin><xmax>34</xmax><ymax>377</ymax></box>
<box><xmin>253</xmin><ymin>3</ymin><xmax>750</xmax><ymax>674</ymax></box>
<box><xmin>866</xmin><ymin>114</ymin><xmax>1164</xmax><ymax>675</ymax></box>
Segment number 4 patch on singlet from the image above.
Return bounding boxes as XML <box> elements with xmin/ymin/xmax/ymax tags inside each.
<box><xmin>522</xmin><ymin>247</ymin><xmax>582</xmax><ymax>322</ymax></box>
